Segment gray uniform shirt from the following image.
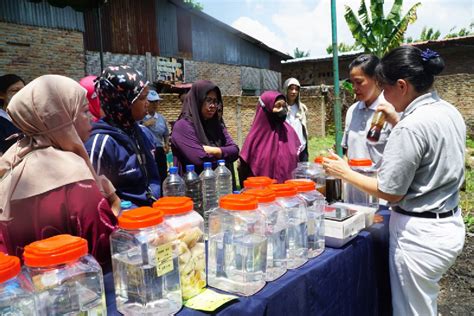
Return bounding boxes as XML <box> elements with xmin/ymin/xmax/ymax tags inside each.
<box><xmin>378</xmin><ymin>91</ymin><xmax>465</xmax><ymax>213</ymax></box>
<box><xmin>342</xmin><ymin>93</ymin><xmax>392</xmax><ymax>168</ymax></box>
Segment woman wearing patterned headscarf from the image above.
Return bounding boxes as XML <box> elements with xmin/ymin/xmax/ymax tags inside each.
<box><xmin>85</xmin><ymin>65</ymin><xmax>161</xmax><ymax>207</ymax></box>
<box><xmin>171</xmin><ymin>80</ymin><xmax>239</xmax><ymax>177</ymax></box>
<box><xmin>0</xmin><ymin>75</ymin><xmax>117</xmax><ymax>267</ymax></box>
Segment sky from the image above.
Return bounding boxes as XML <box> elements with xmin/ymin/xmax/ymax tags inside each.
<box><xmin>198</xmin><ymin>0</ymin><xmax>474</xmax><ymax>57</ymax></box>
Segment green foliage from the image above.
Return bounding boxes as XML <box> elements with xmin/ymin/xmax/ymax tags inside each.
<box><xmin>444</xmin><ymin>23</ymin><xmax>474</xmax><ymax>39</ymax></box>
<box><xmin>344</xmin><ymin>0</ymin><xmax>421</xmax><ymax>57</ymax></box>
<box><xmin>405</xmin><ymin>26</ymin><xmax>441</xmax><ymax>43</ymax></box>
<box><xmin>326</xmin><ymin>42</ymin><xmax>361</xmax><ymax>54</ymax></box>
<box><xmin>308</xmin><ymin>135</ymin><xmax>336</xmax><ymax>161</ymax></box>
<box><xmin>293</xmin><ymin>48</ymin><xmax>310</xmax><ymax>58</ymax></box>
<box><xmin>341</xmin><ymin>80</ymin><xmax>354</xmax><ymax>95</ymax></box>
<box><xmin>183</xmin><ymin>0</ymin><xmax>203</xmax><ymax>11</ymax></box>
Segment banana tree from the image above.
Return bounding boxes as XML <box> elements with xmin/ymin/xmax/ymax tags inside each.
<box><xmin>344</xmin><ymin>0</ymin><xmax>421</xmax><ymax>57</ymax></box>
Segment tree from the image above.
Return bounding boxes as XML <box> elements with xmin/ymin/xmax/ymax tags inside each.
<box><xmin>184</xmin><ymin>0</ymin><xmax>203</xmax><ymax>11</ymax></box>
<box><xmin>326</xmin><ymin>42</ymin><xmax>361</xmax><ymax>54</ymax></box>
<box><xmin>444</xmin><ymin>23</ymin><xmax>474</xmax><ymax>39</ymax></box>
<box><xmin>344</xmin><ymin>0</ymin><xmax>421</xmax><ymax>57</ymax></box>
<box><xmin>405</xmin><ymin>26</ymin><xmax>441</xmax><ymax>43</ymax></box>
<box><xmin>293</xmin><ymin>48</ymin><xmax>310</xmax><ymax>58</ymax></box>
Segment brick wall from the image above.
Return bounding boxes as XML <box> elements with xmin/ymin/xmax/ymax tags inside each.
<box><xmin>0</xmin><ymin>22</ymin><xmax>85</xmax><ymax>82</ymax></box>
<box><xmin>184</xmin><ymin>60</ymin><xmax>241</xmax><ymax>95</ymax></box>
<box><xmin>156</xmin><ymin>94</ymin><xmax>326</xmax><ymax>149</ymax></box>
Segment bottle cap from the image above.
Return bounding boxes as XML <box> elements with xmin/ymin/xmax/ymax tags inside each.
<box><xmin>268</xmin><ymin>183</ymin><xmax>298</xmax><ymax>197</ymax></box>
<box><xmin>242</xmin><ymin>189</ymin><xmax>276</xmax><ymax>203</ymax></box>
<box><xmin>314</xmin><ymin>156</ymin><xmax>324</xmax><ymax>164</ymax></box>
<box><xmin>219</xmin><ymin>194</ymin><xmax>258</xmax><ymax>211</ymax></box>
<box><xmin>285</xmin><ymin>179</ymin><xmax>316</xmax><ymax>192</ymax></box>
<box><xmin>243</xmin><ymin>176</ymin><xmax>275</xmax><ymax>188</ymax></box>
<box><xmin>186</xmin><ymin>165</ymin><xmax>195</xmax><ymax>172</ymax></box>
<box><xmin>203</xmin><ymin>162</ymin><xmax>212</xmax><ymax>168</ymax></box>
<box><xmin>218</xmin><ymin>159</ymin><xmax>225</xmax><ymax>164</ymax></box>
<box><xmin>23</xmin><ymin>235</ymin><xmax>88</xmax><ymax>268</ymax></box>
<box><xmin>0</xmin><ymin>253</ymin><xmax>21</xmax><ymax>283</ymax></box>
<box><xmin>120</xmin><ymin>200</ymin><xmax>133</xmax><ymax>209</ymax></box>
<box><xmin>348</xmin><ymin>159</ymin><xmax>373</xmax><ymax>167</ymax></box>
<box><xmin>153</xmin><ymin>197</ymin><xmax>194</xmax><ymax>215</ymax></box>
<box><xmin>118</xmin><ymin>207</ymin><xmax>164</xmax><ymax>230</ymax></box>
<box><xmin>169</xmin><ymin>166</ymin><xmax>178</xmax><ymax>174</ymax></box>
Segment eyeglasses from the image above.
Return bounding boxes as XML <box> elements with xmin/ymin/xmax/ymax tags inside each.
<box><xmin>204</xmin><ymin>97</ymin><xmax>220</xmax><ymax>106</ymax></box>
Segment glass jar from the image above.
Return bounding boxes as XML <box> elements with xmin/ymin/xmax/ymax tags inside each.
<box><xmin>286</xmin><ymin>179</ymin><xmax>326</xmax><ymax>258</ymax></box>
<box><xmin>0</xmin><ymin>253</ymin><xmax>35</xmax><ymax>315</ymax></box>
<box><xmin>208</xmin><ymin>194</ymin><xmax>267</xmax><ymax>296</ymax></box>
<box><xmin>153</xmin><ymin>197</ymin><xmax>205</xmax><ymax>300</ymax></box>
<box><xmin>242</xmin><ymin>189</ymin><xmax>288</xmax><ymax>281</ymax></box>
<box><xmin>110</xmin><ymin>207</ymin><xmax>182</xmax><ymax>315</ymax></box>
<box><xmin>241</xmin><ymin>176</ymin><xmax>275</xmax><ymax>192</ymax></box>
<box><xmin>23</xmin><ymin>234</ymin><xmax>106</xmax><ymax>315</ymax></box>
<box><xmin>268</xmin><ymin>184</ymin><xmax>308</xmax><ymax>269</ymax></box>
<box><xmin>345</xmin><ymin>159</ymin><xmax>378</xmax><ymax>207</ymax></box>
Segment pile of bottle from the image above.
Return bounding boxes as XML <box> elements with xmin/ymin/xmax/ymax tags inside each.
<box><xmin>162</xmin><ymin>160</ymin><xmax>233</xmax><ymax>233</ymax></box>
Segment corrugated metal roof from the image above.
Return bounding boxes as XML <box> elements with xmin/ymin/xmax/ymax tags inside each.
<box><xmin>0</xmin><ymin>0</ymin><xmax>84</xmax><ymax>31</ymax></box>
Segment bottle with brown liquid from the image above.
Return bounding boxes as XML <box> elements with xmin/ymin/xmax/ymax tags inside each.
<box><xmin>367</xmin><ymin>111</ymin><xmax>386</xmax><ymax>142</ymax></box>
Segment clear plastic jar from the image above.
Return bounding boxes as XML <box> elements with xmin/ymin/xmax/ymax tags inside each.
<box><xmin>0</xmin><ymin>253</ymin><xmax>35</xmax><ymax>315</ymax></box>
<box><xmin>313</xmin><ymin>157</ymin><xmax>328</xmax><ymax>196</ymax></box>
<box><xmin>23</xmin><ymin>234</ymin><xmax>106</xmax><ymax>315</ymax></box>
<box><xmin>241</xmin><ymin>176</ymin><xmax>275</xmax><ymax>192</ymax></box>
<box><xmin>345</xmin><ymin>159</ymin><xmax>378</xmax><ymax>207</ymax></box>
<box><xmin>268</xmin><ymin>184</ymin><xmax>308</xmax><ymax>269</ymax></box>
<box><xmin>153</xmin><ymin>197</ymin><xmax>205</xmax><ymax>300</ymax></box>
<box><xmin>208</xmin><ymin>194</ymin><xmax>267</xmax><ymax>296</ymax></box>
<box><xmin>242</xmin><ymin>189</ymin><xmax>288</xmax><ymax>281</ymax></box>
<box><xmin>286</xmin><ymin>179</ymin><xmax>326</xmax><ymax>258</ymax></box>
<box><xmin>110</xmin><ymin>207</ymin><xmax>182</xmax><ymax>315</ymax></box>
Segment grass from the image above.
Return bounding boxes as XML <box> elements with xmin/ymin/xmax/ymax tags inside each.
<box><xmin>308</xmin><ymin>135</ymin><xmax>474</xmax><ymax>232</ymax></box>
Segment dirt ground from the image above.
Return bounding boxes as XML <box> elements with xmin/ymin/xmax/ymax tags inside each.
<box><xmin>438</xmin><ymin>233</ymin><xmax>474</xmax><ymax>315</ymax></box>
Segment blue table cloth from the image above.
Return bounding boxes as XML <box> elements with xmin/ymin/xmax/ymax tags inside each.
<box><xmin>105</xmin><ymin>210</ymin><xmax>392</xmax><ymax>316</ymax></box>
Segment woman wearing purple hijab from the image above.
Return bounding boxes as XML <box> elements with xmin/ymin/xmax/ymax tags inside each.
<box><xmin>239</xmin><ymin>91</ymin><xmax>301</xmax><ymax>184</ymax></box>
<box><xmin>171</xmin><ymin>80</ymin><xmax>239</xmax><ymax>177</ymax></box>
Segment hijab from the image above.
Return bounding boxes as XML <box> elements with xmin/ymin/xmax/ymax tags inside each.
<box><xmin>79</xmin><ymin>75</ymin><xmax>101</xmax><ymax>121</ymax></box>
<box><xmin>240</xmin><ymin>91</ymin><xmax>301</xmax><ymax>183</ymax></box>
<box><xmin>0</xmin><ymin>75</ymin><xmax>104</xmax><ymax>219</ymax></box>
<box><xmin>95</xmin><ymin>65</ymin><xmax>148</xmax><ymax>132</ymax></box>
<box><xmin>179</xmin><ymin>80</ymin><xmax>225</xmax><ymax>147</ymax></box>
<box><xmin>282</xmin><ymin>77</ymin><xmax>308</xmax><ymax>130</ymax></box>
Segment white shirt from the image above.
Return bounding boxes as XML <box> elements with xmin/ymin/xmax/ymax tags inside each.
<box><xmin>286</xmin><ymin>104</ymin><xmax>306</xmax><ymax>153</ymax></box>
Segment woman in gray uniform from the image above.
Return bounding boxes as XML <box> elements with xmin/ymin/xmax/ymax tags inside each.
<box><xmin>323</xmin><ymin>46</ymin><xmax>465</xmax><ymax>316</ymax></box>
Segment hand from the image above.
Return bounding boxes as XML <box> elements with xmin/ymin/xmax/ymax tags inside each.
<box><xmin>322</xmin><ymin>151</ymin><xmax>352</xmax><ymax>180</ymax></box>
<box><xmin>203</xmin><ymin>145</ymin><xmax>222</xmax><ymax>158</ymax></box>
<box><xmin>98</xmin><ymin>175</ymin><xmax>121</xmax><ymax>216</ymax></box>
<box><xmin>376</xmin><ymin>102</ymin><xmax>399</xmax><ymax>127</ymax></box>
<box><xmin>143</xmin><ymin>118</ymin><xmax>156</xmax><ymax>127</ymax></box>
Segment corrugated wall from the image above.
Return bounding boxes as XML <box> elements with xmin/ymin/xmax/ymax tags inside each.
<box><xmin>0</xmin><ymin>0</ymin><xmax>84</xmax><ymax>31</ymax></box>
<box><xmin>84</xmin><ymin>0</ymin><xmax>159</xmax><ymax>55</ymax></box>
<box><xmin>155</xmin><ymin>0</ymin><xmax>178</xmax><ymax>57</ymax></box>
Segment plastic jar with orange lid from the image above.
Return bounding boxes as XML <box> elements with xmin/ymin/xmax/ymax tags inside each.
<box><xmin>153</xmin><ymin>197</ymin><xmax>205</xmax><ymax>300</ymax></box>
<box><xmin>269</xmin><ymin>183</ymin><xmax>308</xmax><ymax>269</ymax></box>
<box><xmin>345</xmin><ymin>159</ymin><xmax>378</xmax><ymax>207</ymax></box>
<box><xmin>243</xmin><ymin>188</ymin><xmax>288</xmax><ymax>281</ymax></box>
<box><xmin>286</xmin><ymin>179</ymin><xmax>326</xmax><ymax>258</ymax></box>
<box><xmin>110</xmin><ymin>207</ymin><xmax>182</xmax><ymax>315</ymax></box>
<box><xmin>0</xmin><ymin>252</ymin><xmax>35</xmax><ymax>315</ymax></box>
<box><xmin>23</xmin><ymin>234</ymin><xmax>105</xmax><ymax>315</ymax></box>
<box><xmin>241</xmin><ymin>176</ymin><xmax>276</xmax><ymax>192</ymax></box>
<box><xmin>207</xmin><ymin>194</ymin><xmax>267</xmax><ymax>296</ymax></box>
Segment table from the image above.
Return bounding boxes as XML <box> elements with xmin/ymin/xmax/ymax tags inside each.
<box><xmin>105</xmin><ymin>209</ymin><xmax>392</xmax><ymax>316</ymax></box>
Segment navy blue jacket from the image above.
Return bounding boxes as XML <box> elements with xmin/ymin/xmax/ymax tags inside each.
<box><xmin>85</xmin><ymin>120</ymin><xmax>161</xmax><ymax>206</ymax></box>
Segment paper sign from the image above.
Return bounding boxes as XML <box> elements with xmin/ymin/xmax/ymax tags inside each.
<box><xmin>156</xmin><ymin>243</ymin><xmax>173</xmax><ymax>277</ymax></box>
<box><xmin>184</xmin><ymin>289</ymin><xmax>238</xmax><ymax>312</ymax></box>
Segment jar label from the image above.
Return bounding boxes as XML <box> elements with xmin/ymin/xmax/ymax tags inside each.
<box><xmin>156</xmin><ymin>243</ymin><xmax>174</xmax><ymax>277</ymax></box>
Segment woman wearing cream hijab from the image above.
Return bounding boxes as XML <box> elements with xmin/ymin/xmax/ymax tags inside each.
<box><xmin>0</xmin><ymin>75</ymin><xmax>117</xmax><ymax>267</ymax></box>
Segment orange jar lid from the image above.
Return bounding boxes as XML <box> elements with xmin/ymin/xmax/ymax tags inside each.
<box><xmin>118</xmin><ymin>207</ymin><xmax>164</xmax><ymax>230</ymax></box>
<box><xmin>153</xmin><ymin>197</ymin><xmax>193</xmax><ymax>216</ymax></box>
<box><xmin>285</xmin><ymin>179</ymin><xmax>316</xmax><ymax>192</ymax></box>
<box><xmin>0</xmin><ymin>252</ymin><xmax>21</xmax><ymax>283</ymax></box>
<box><xmin>268</xmin><ymin>183</ymin><xmax>298</xmax><ymax>197</ymax></box>
<box><xmin>243</xmin><ymin>176</ymin><xmax>275</xmax><ymax>188</ymax></box>
<box><xmin>242</xmin><ymin>188</ymin><xmax>276</xmax><ymax>203</ymax></box>
<box><xmin>219</xmin><ymin>194</ymin><xmax>258</xmax><ymax>211</ymax></box>
<box><xmin>23</xmin><ymin>234</ymin><xmax>88</xmax><ymax>268</ymax></box>
<box><xmin>348</xmin><ymin>159</ymin><xmax>373</xmax><ymax>167</ymax></box>
<box><xmin>314</xmin><ymin>156</ymin><xmax>324</xmax><ymax>164</ymax></box>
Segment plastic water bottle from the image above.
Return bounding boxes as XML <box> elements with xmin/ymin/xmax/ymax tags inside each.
<box><xmin>216</xmin><ymin>159</ymin><xmax>233</xmax><ymax>197</ymax></box>
<box><xmin>184</xmin><ymin>164</ymin><xmax>203</xmax><ymax>216</ymax></box>
<box><xmin>200</xmin><ymin>162</ymin><xmax>217</xmax><ymax>234</ymax></box>
<box><xmin>163</xmin><ymin>166</ymin><xmax>185</xmax><ymax>197</ymax></box>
